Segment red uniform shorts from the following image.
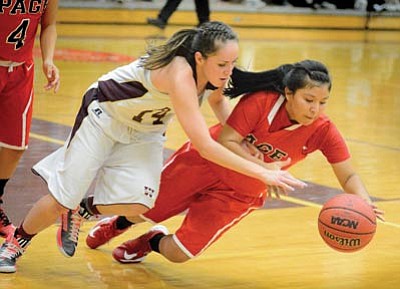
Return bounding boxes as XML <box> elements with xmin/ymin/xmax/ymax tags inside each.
<box><xmin>142</xmin><ymin>147</ymin><xmax>266</xmax><ymax>258</ymax></box>
<box><xmin>0</xmin><ymin>62</ymin><xmax>34</xmax><ymax>149</ymax></box>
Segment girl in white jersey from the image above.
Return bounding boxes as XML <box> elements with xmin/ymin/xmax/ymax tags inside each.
<box><xmin>0</xmin><ymin>21</ymin><xmax>305</xmax><ymax>273</ymax></box>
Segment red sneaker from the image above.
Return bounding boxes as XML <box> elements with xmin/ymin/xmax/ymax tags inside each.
<box><xmin>0</xmin><ymin>208</ymin><xmax>15</xmax><ymax>239</ymax></box>
<box><xmin>112</xmin><ymin>225</ymin><xmax>168</xmax><ymax>263</ymax></box>
<box><xmin>86</xmin><ymin>216</ymin><xmax>131</xmax><ymax>249</ymax></box>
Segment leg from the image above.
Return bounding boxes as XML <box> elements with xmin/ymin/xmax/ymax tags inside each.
<box><xmin>0</xmin><ymin>148</ymin><xmax>24</xmax><ymax>237</ymax></box>
<box><xmin>82</xmin><ymin>126</ymin><xmax>165</xmax><ymax>251</ymax></box>
<box><xmin>0</xmin><ymin>63</ymin><xmax>34</xmax><ymax>239</ymax></box>
<box><xmin>0</xmin><ymin>148</ymin><xmax>25</xmax><ymax>179</ymax></box>
<box><xmin>0</xmin><ymin>193</ymin><xmax>67</xmax><ymax>273</ymax></box>
<box><xmin>91</xmin><ymin>147</ymin><xmax>217</xmax><ymax>259</ymax></box>
<box><xmin>194</xmin><ymin>0</ymin><xmax>210</xmax><ymax>25</ymax></box>
<box><xmin>157</xmin><ymin>0</ymin><xmax>183</xmax><ymax>22</ymax></box>
<box><xmin>36</xmin><ymin>101</ymin><xmax>116</xmax><ymax>257</ymax></box>
<box><xmin>111</xmin><ymin>178</ymin><xmax>266</xmax><ymax>264</ymax></box>
<box><xmin>163</xmin><ymin>189</ymin><xmax>266</xmax><ymax>261</ymax></box>
<box><xmin>22</xmin><ymin>194</ymin><xmax>67</xmax><ymax>235</ymax></box>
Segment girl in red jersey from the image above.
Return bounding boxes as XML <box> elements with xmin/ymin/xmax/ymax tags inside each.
<box><xmin>0</xmin><ymin>0</ymin><xmax>60</xmax><ymax>239</ymax></box>
<box><xmin>84</xmin><ymin>59</ymin><xmax>385</xmax><ymax>264</ymax></box>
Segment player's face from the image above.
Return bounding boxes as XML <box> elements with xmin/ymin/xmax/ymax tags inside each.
<box><xmin>285</xmin><ymin>84</ymin><xmax>330</xmax><ymax>126</ymax></box>
<box><xmin>197</xmin><ymin>40</ymin><xmax>239</xmax><ymax>88</ymax></box>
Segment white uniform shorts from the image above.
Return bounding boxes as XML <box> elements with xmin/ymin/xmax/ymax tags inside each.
<box><xmin>33</xmin><ymin>101</ymin><xmax>165</xmax><ymax>210</ymax></box>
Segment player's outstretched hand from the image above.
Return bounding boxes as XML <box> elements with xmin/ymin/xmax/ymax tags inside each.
<box><xmin>261</xmin><ymin>169</ymin><xmax>306</xmax><ymax>198</ymax></box>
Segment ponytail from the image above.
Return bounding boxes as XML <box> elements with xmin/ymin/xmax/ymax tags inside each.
<box><xmin>225</xmin><ymin>60</ymin><xmax>331</xmax><ymax>98</ymax></box>
<box><xmin>225</xmin><ymin>64</ymin><xmax>292</xmax><ymax>99</ymax></box>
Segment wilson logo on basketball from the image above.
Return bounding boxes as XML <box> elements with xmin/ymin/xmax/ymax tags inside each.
<box><xmin>330</xmin><ymin>216</ymin><xmax>359</xmax><ymax>229</ymax></box>
<box><xmin>323</xmin><ymin>230</ymin><xmax>361</xmax><ymax>247</ymax></box>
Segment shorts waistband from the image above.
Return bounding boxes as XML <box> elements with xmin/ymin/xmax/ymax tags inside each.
<box><xmin>0</xmin><ymin>61</ymin><xmax>25</xmax><ymax>72</ymax></box>
<box><xmin>0</xmin><ymin>60</ymin><xmax>25</xmax><ymax>67</ymax></box>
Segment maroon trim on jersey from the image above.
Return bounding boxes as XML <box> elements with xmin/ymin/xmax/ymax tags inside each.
<box><xmin>97</xmin><ymin>79</ymin><xmax>148</xmax><ymax>102</ymax></box>
<box><xmin>68</xmin><ymin>88</ymin><xmax>98</xmax><ymax>147</ymax></box>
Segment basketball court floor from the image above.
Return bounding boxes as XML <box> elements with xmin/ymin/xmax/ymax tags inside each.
<box><xmin>1</xmin><ymin>7</ymin><xmax>400</xmax><ymax>289</ymax></box>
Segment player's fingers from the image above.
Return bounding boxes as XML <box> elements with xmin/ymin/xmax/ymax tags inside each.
<box><xmin>50</xmin><ymin>76</ymin><xmax>60</xmax><ymax>92</ymax></box>
<box><xmin>281</xmin><ymin>175</ymin><xmax>307</xmax><ymax>189</ymax></box>
<box><xmin>274</xmin><ymin>186</ymin><xmax>283</xmax><ymax>199</ymax></box>
<box><xmin>54</xmin><ymin>78</ymin><xmax>60</xmax><ymax>93</ymax></box>
<box><xmin>374</xmin><ymin>209</ymin><xmax>385</xmax><ymax>222</ymax></box>
<box><xmin>275</xmin><ymin>181</ymin><xmax>294</xmax><ymax>194</ymax></box>
<box><xmin>268</xmin><ymin>186</ymin><xmax>280</xmax><ymax>199</ymax></box>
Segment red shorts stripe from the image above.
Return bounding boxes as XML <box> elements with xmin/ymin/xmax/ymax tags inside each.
<box><xmin>0</xmin><ymin>63</ymin><xmax>34</xmax><ymax>149</ymax></box>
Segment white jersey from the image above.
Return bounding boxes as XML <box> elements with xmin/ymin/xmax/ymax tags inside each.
<box><xmin>33</xmin><ymin>58</ymin><xmax>216</xmax><ymax>210</ymax></box>
<box><xmin>85</xmin><ymin>59</ymin><xmax>212</xmax><ymax>133</ymax></box>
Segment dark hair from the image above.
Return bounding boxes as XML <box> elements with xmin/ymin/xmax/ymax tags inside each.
<box><xmin>225</xmin><ymin>59</ymin><xmax>332</xmax><ymax>98</ymax></box>
<box><xmin>140</xmin><ymin>21</ymin><xmax>238</xmax><ymax>70</ymax></box>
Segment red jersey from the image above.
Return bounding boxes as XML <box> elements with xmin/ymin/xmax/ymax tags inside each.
<box><xmin>0</xmin><ymin>0</ymin><xmax>48</xmax><ymax>62</ymax></box>
<box><xmin>203</xmin><ymin>91</ymin><xmax>350</xmax><ymax>196</ymax></box>
<box><xmin>226</xmin><ymin>91</ymin><xmax>350</xmax><ymax>166</ymax></box>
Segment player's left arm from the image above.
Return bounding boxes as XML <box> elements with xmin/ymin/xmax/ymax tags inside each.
<box><xmin>40</xmin><ymin>0</ymin><xmax>60</xmax><ymax>92</ymax></box>
<box><xmin>331</xmin><ymin>160</ymin><xmax>385</xmax><ymax>221</ymax></box>
<box><xmin>207</xmin><ymin>87</ymin><xmax>231</xmax><ymax>125</ymax></box>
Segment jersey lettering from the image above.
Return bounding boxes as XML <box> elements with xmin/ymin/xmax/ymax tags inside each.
<box><xmin>6</xmin><ymin>18</ymin><xmax>30</xmax><ymax>50</ymax></box>
<box><xmin>0</xmin><ymin>0</ymin><xmax>12</xmax><ymax>13</ymax></box>
<box><xmin>245</xmin><ymin>134</ymin><xmax>288</xmax><ymax>161</ymax></box>
<box><xmin>245</xmin><ymin>134</ymin><xmax>257</xmax><ymax>145</ymax></box>
<box><xmin>132</xmin><ymin>107</ymin><xmax>171</xmax><ymax>125</ymax></box>
<box><xmin>1</xmin><ymin>0</ymin><xmax>44</xmax><ymax>14</ymax></box>
<box><xmin>257</xmin><ymin>143</ymin><xmax>273</xmax><ymax>154</ymax></box>
<box><xmin>268</xmin><ymin>149</ymin><xmax>287</xmax><ymax>161</ymax></box>
<box><xmin>29</xmin><ymin>0</ymin><xmax>43</xmax><ymax>13</ymax></box>
<box><xmin>10</xmin><ymin>0</ymin><xmax>26</xmax><ymax>14</ymax></box>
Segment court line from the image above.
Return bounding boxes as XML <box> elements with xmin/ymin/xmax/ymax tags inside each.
<box><xmin>30</xmin><ymin>131</ymin><xmax>400</xmax><ymax>229</ymax></box>
<box><xmin>346</xmin><ymin>138</ymin><xmax>400</xmax><ymax>152</ymax></box>
<box><xmin>279</xmin><ymin>195</ymin><xmax>400</xmax><ymax>229</ymax></box>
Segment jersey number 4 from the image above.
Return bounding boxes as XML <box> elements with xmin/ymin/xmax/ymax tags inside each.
<box><xmin>7</xmin><ymin>19</ymin><xmax>30</xmax><ymax>50</ymax></box>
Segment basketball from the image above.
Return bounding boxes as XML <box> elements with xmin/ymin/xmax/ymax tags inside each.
<box><xmin>318</xmin><ymin>194</ymin><xmax>376</xmax><ymax>253</ymax></box>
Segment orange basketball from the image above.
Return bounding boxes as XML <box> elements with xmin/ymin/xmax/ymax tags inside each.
<box><xmin>318</xmin><ymin>194</ymin><xmax>376</xmax><ymax>253</ymax></box>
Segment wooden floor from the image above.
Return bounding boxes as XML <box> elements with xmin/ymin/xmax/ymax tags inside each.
<box><xmin>1</xmin><ymin>16</ymin><xmax>400</xmax><ymax>289</ymax></box>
